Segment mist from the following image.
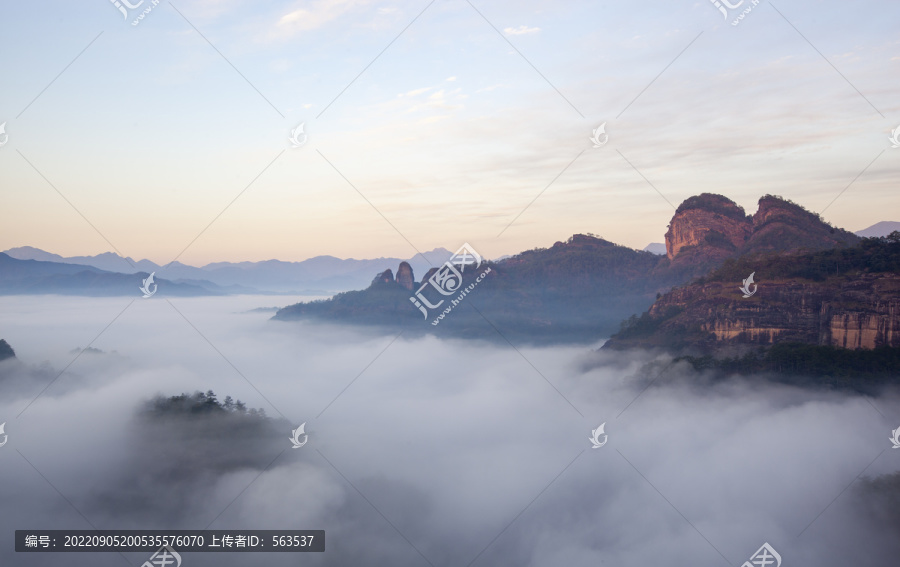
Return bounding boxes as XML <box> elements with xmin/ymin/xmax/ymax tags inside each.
<box><xmin>1</xmin><ymin>295</ymin><xmax>898</xmax><ymax>566</ymax></box>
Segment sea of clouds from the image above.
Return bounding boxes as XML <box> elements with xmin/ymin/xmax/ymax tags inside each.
<box><xmin>1</xmin><ymin>294</ymin><xmax>898</xmax><ymax>567</ymax></box>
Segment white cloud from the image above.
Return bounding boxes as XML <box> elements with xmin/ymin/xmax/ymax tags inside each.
<box><xmin>400</xmin><ymin>86</ymin><xmax>434</xmax><ymax>97</ymax></box>
<box><xmin>277</xmin><ymin>0</ymin><xmax>369</xmax><ymax>32</ymax></box>
<box><xmin>393</xmin><ymin>86</ymin><xmax>465</xmax><ymax>112</ymax></box>
<box><xmin>504</xmin><ymin>25</ymin><xmax>540</xmax><ymax>35</ymax></box>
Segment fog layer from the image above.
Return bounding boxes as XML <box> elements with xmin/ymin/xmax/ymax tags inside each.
<box><xmin>1</xmin><ymin>295</ymin><xmax>898</xmax><ymax>566</ymax></box>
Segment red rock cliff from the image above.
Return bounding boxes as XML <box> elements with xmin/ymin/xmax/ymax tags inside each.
<box><xmin>664</xmin><ymin>194</ymin><xmax>859</xmax><ymax>270</ymax></box>
<box><xmin>665</xmin><ymin>194</ymin><xmax>751</xmax><ymax>263</ymax></box>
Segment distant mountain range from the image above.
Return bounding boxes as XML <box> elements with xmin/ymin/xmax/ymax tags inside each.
<box><xmin>1</xmin><ymin>246</ymin><xmax>454</xmax><ymax>295</ymax></box>
<box><xmin>0</xmin><ymin>253</ymin><xmax>214</xmax><ymax>297</ymax></box>
<box><xmin>854</xmin><ymin>221</ymin><xmax>900</xmax><ymax>238</ymax></box>
<box><xmin>2</xmin><ymin>212</ymin><xmax>894</xmax><ymax>304</ymax></box>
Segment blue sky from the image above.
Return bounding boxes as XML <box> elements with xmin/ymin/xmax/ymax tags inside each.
<box><xmin>0</xmin><ymin>0</ymin><xmax>898</xmax><ymax>265</ymax></box>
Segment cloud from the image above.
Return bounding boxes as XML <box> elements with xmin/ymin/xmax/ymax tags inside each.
<box><xmin>399</xmin><ymin>86</ymin><xmax>433</xmax><ymax>97</ymax></box>
<box><xmin>1</xmin><ymin>296</ymin><xmax>899</xmax><ymax>566</ymax></box>
<box><xmin>504</xmin><ymin>25</ymin><xmax>540</xmax><ymax>35</ymax></box>
<box><xmin>384</xmin><ymin>85</ymin><xmax>465</xmax><ymax>113</ymax></box>
<box><xmin>277</xmin><ymin>0</ymin><xmax>369</xmax><ymax>32</ymax></box>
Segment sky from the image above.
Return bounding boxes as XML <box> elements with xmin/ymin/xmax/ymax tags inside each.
<box><xmin>0</xmin><ymin>0</ymin><xmax>898</xmax><ymax>265</ymax></box>
<box><xmin>2</xmin><ymin>294</ymin><xmax>900</xmax><ymax>566</ymax></box>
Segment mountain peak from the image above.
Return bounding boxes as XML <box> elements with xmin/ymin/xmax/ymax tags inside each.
<box><xmin>664</xmin><ymin>193</ymin><xmax>858</xmax><ymax>269</ymax></box>
<box><xmin>552</xmin><ymin>234</ymin><xmax>617</xmax><ymax>249</ymax></box>
<box><xmin>674</xmin><ymin>193</ymin><xmax>749</xmax><ymax>221</ymax></box>
<box><xmin>3</xmin><ymin>246</ymin><xmax>65</xmax><ymax>263</ymax></box>
<box><xmin>0</xmin><ymin>339</ymin><xmax>16</xmax><ymax>361</ymax></box>
<box><xmin>643</xmin><ymin>243</ymin><xmax>667</xmax><ymax>255</ymax></box>
<box><xmin>747</xmin><ymin>194</ymin><xmax>858</xmax><ymax>253</ymax></box>
<box><xmin>855</xmin><ymin>221</ymin><xmax>900</xmax><ymax>238</ymax></box>
<box><xmin>665</xmin><ymin>194</ymin><xmax>751</xmax><ymax>264</ymax></box>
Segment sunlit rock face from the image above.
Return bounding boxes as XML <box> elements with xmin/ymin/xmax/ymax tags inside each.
<box><xmin>665</xmin><ymin>193</ymin><xmax>859</xmax><ymax>267</ymax></box>
<box><xmin>665</xmin><ymin>193</ymin><xmax>751</xmax><ymax>263</ymax></box>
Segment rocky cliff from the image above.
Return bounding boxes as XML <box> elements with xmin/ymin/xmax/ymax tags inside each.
<box><xmin>371</xmin><ymin>268</ymin><xmax>395</xmax><ymax>286</ymax></box>
<box><xmin>665</xmin><ymin>193</ymin><xmax>751</xmax><ymax>263</ymax></box>
<box><xmin>606</xmin><ymin>235</ymin><xmax>900</xmax><ymax>354</ymax></box>
<box><xmin>634</xmin><ymin>274</ymin><xmax>898</xmax><ymax>351</ymax></box>
<box><xmin>664</xmin><ymin>194</ymin><xmax>859</xmax><ymax>274</ymax></box>
<box><xmin>369</xmin><ymin>263</ymin><xmax>416</xmax><ymax>291</ymax></box>
<box><xmin>396</xmin><ymin>262</ymin><xmax>414</xmax><ymax>291</ymax></box>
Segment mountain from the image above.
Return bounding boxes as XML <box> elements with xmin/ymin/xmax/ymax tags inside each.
<box><xmin>3</xmin><ymin>246</ymin><xmax>157</xmax><ymax>273</ymax></box>
<box><xmin>607</xmin><ymin>197</ymin><xmax>888</xmax><ymax>353</ymax></box>
<box><xmin>0</xmin><ymin>253</ymin><xmax>215</xmax><ymax>297</ymax></box>
<box><xmin>275</xmin><ymin>194</ymin><xmax>877</xmax><ymax>344</ymax></box>
<box><xmin>193</xmin><ymin>252</ymin><xmax>451</xmax><ymax>293</ymax></box>
<box><xmin>275</xmin><ymin>234</ymin><xmax>684</xmax><ymax>342</ymax></box>
<box><xmin>664</xmin><ymin>193</ymin><xmax>859</xmax><ymax>276</ymax></box>
<box><xmin>2</xmin><ymin>246</ymin><xmax>67</xmax><ymax>263</ymax></box>
<box><xmin>603</xmin><ymin>233</ymin><xmax>900</xmax><ymax>382</ymax></box>
<box><xmin>856</xmin><ymin>221</ymin><xmax>900</xmax><ymax>238</ymax></box>
<box><xmin>2</xmin><ymin>247</ymin><xmax>453</xmax><ymax>294</ymax></box>
<box><xmin>0</xmin><ymin>339</ymin><xmax>15</xmax><ymax>361</ymax></box>
<box><xmin>643</xmin><ymin>243</ymin><xmax>666</xmax><ymax>255</ymax></box>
